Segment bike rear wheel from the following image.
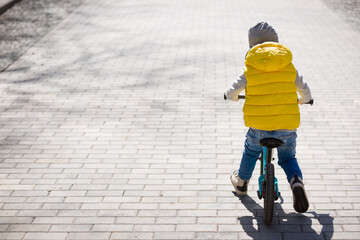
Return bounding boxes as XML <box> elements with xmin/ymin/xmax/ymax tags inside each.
<box><xmin>264</xmin><ymin>163</ymin><xmax>275</xmax><ymax>225</ymax></box>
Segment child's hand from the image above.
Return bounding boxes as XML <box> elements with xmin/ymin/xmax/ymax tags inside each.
<box><xmin>298</xmin><ymin>98</ymin><xmax>314</xmax><ymax>105</ymax></box>
<box><xmin>224</xmin><ymin>93</ymin><xmax>240</xmax><ymax>102</ymax></box>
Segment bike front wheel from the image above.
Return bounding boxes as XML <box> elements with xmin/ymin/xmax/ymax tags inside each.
<box><xmin>264</xmin><ymin>163</ymin><xmax>275</xmax><ymax>225</ymax></box>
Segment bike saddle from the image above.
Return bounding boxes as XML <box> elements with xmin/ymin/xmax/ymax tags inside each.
<box><xmin>259</xmin><ymin>138</ymin><xmax>283</xmax><ymax>148</ymax></box>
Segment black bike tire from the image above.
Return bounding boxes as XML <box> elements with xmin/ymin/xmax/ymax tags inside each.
<box><xmin>264</xmin><ymin>163</ymin><xmax>275</xmax><ymax>225</ymax></box>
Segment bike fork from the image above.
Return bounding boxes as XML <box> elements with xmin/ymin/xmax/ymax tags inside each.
<box><xmin>257</xmin><ymin>147</ymin><xmax>280</xmax><ymax>200</ymax></box>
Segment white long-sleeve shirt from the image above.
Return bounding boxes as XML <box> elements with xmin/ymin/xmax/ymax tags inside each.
<box><xmin>226</xmin><ymin>70</ymin><xmax>312</xmax><ymax>104</ymax></box>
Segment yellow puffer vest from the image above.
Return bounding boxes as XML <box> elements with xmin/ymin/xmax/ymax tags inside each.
<box><xmin>243</xmin><ymin>42</ymin><xmax>300</xmax><ymax>131</ymax></box>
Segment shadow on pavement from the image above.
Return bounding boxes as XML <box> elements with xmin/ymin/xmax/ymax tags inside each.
<box><xmin>235</xmin><ymin>193</ymin><xmax>334</xmax><ymax>240</ymax></box>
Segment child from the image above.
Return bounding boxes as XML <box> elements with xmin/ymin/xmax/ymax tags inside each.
<box><xmin>225</xmin><ymin>22</ymin><xmax>312</xmax><ymax>213</ymax></box>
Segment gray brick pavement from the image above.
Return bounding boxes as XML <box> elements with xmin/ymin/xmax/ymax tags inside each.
<box><xmin>0</xmin><ymin>0</ymin><xmax>360</xmax><ymax>239</ymax></box>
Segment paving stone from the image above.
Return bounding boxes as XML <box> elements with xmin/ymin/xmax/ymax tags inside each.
<box><xmin>68</xmin><ymin>232</ymin><xmax>111</xmax><ymax>240</ymax></box>
<box><xmin>6</xmin><ymin>224</ymin><xmax>51</xmax><ymax>232</ymax></box>
<box><xmin>197</xmin><ymin>232</ymin><xmax>239</xmax><ymax>240</ymax></box>
<box><xmin>91</xmin><ymin>224</ymin><xmax>133</xmax><ymax>232</ymax></box>
<box><xmin>33</xmin><ymin>217</ymin><xmax>74</xmax><ymax>224</ymax></box>
<box><xmin>49</xmin><ymin>224</ymin><xmax>92</xmax><ymax>232</ymax></box>
<box><xmin>153</xmin><ymin>232</ymin><xmax>195</xmax><ymax>240</ymax></box>
<box><xmin>110</xmin><ymin>233</ymin><xmax>153</xmax><ymax>240</ymax></box>
<box><xmin>0</xmin><ymin>233</ymin><xmax>26</xmax><ymax>240</ymax></box>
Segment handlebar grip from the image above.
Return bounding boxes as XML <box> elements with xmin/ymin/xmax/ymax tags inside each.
<box><xmin>224</xmin><ymin>94</ymin><xmax>245</xmax><ymax>100</ymax></box>
<box><xmin>305</xmin><ymin>99</ymin><xmax>314</xmax><ymax>105</ymax></box>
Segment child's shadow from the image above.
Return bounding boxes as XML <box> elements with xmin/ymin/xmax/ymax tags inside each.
<box><xmin>234</xmin><ymin>192</ymin><xmax>334</xmax><ymax>240</ymax></box>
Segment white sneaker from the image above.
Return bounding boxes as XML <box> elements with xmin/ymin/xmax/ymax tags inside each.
<box><xmin>230</xmin><ymin>170</ymin><xmax>249</xmax><ymax>196</ymax></box>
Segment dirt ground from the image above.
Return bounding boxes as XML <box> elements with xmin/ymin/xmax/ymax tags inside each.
<box><xmin>0</xmin><ymin>0</ymin><xmax>83</xmax><ymax>71</ymax></box>
<box><xmin>322</xmin><ymin>0</ymin><xmax>360</xmax><ymax>31</ymax></box>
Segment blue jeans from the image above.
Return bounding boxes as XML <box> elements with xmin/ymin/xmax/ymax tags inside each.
<box><xmin>238</xmin><ymin>128</ymin><xmax>303</xmax><ymax>183</ymax></box>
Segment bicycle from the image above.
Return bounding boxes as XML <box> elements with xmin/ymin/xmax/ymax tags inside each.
<box><xmin>224</xmin><ymin>94</ymin><xmax>313</xmax><ymax>224</ymax></box>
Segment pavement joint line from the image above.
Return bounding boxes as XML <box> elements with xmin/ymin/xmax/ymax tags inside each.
<box><xmin>0</xmin><ymin>0</ymin><xmax>21</xmax><ymax>15</ymax></box>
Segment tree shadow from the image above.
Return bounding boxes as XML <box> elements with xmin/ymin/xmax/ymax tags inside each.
<box><xmin>235</xmin><ymin>193</ymin><xmax>334</xmax><ymax>240</ymax></box>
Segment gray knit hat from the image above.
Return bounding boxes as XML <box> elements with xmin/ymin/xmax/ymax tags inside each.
<box><xmin>248</xmin><ymin>22</ymin><xmax>279</xmax><ymax>48</ymax></box>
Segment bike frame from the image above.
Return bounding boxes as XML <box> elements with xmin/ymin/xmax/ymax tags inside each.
<box><xmin>224</xmin><ymin>93</ymin><xmax>313</xmax><ymax>223</ymax></box>
<box><xmin>257</xmin><ymin>147</ymin><xmax>280</xmax><ymax>200</ymax></box>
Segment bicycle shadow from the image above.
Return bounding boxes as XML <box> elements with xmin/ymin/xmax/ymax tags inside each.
<box><xmin>234</xmin><ymin>193</ymin><xmax>334</xmax><ymax>240</ymax></box>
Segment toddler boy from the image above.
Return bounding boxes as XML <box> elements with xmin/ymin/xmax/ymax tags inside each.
<box><xmin>225</xmin><ymin>22</ymin><xmax>312</xmax><ymax>213</ymax></box>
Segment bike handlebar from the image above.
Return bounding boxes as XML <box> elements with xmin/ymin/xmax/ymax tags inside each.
<box><xmin>224</xmin><ymin>94</ymin><xmax>313</xmax><ymax>105</ymax></box>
